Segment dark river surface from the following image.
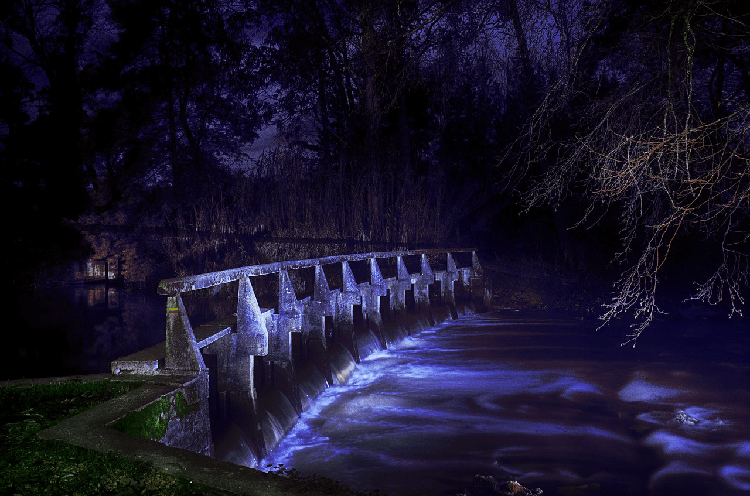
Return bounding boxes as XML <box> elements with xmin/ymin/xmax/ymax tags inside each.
<box><xmin>263</xmin><ymin>312</ymin><xmax>750</xmax><ymax>496</ymax></box>
<box><xmin>5</xmin><ymin>285</ymin><xmax>165</xmax><ymax>381</ymax></box>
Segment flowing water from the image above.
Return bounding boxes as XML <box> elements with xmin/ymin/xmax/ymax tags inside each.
<box><xmin>263</xmin><ymin>312</ymin><xmax>750</xmax><ymax>496</ymax></box>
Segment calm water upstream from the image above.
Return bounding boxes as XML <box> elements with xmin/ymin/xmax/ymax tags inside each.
<box><xmin>6</xmin><ymin>285</ymin><xmax>165</xmax><ymax>381</ymax></box>
<box><xmin>263</xmin><ymin>312</ymin><xmax>750</xmax><ymax>496</ymax></box>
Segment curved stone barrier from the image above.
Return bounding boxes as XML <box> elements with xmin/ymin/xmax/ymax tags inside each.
<box><xmin>111</xmin><ymin>249</ymin><xmax>490</xmax><ymax>466</ymax></box>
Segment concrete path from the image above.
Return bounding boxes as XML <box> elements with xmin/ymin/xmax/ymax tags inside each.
<box><xmin>16</xmin><ymin>373</ymin><xmax>346</xmax><ymax>496</ymax></box>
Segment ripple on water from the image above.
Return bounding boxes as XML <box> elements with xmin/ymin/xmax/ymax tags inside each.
<box><xmin>262</xmin><ymin>315</ymin><xmax>750</xmax><ymax>496</ymax></box>
<box><xmin>720</xmin><ymin>465</ymin><xmax>750</xmax><ymax>491</ymax></box>
<box><xmin>618</xmin><ymin>377</ymin><xmax>686</xmax><ymax>403</ymax></box>
<box><xmin>637</xmin><ymin>406</ymin><xmax>729</xmax><ymax>430</ymax></box>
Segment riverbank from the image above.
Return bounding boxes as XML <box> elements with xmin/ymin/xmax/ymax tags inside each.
<box><xmin>1</xmin><ymin>339</ymin><xmax>551</xmax><ymax>496</ymax></box>
<box><xmin>481</xmin><ymin>252</ymin><xmax>742</xmax><ymax>325</ymax></box>
<box><xmin>0</xmin><ymin>375</ymin><xmax>361</xmax><ymax>496</ymax></box>
<box><xmin>482</xmin><ymin>256</ymin><xmax>607</xmax><ymax>318</ymax></box>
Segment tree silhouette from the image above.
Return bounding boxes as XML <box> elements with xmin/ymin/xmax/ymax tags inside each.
<box><xmin>513</xmin><ymin>0</ymin><xmax>750</xmax><ymax>342</ymax></box>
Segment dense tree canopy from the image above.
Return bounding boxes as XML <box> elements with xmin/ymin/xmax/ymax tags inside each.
<box><xmin>2</xmin><ymin>0</ymin><xmax>748</xmax><ymax>340</ymax></box>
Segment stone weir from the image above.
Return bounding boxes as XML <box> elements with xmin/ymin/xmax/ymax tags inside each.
<box><xmin>111</xmin><ymin>249</ymin><xmax>490</xmax><ymax>468</ymax></box>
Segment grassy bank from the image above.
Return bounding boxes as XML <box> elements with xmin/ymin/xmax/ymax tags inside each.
<box><xmin>0</xmin><ymin>378</ymin><xmax>369</xmax><ymax>496</ymax></box>
<box><xmin>0</xmin><ymin>378</ymin><xmax>234</xmax><ymax>496</ymax></box>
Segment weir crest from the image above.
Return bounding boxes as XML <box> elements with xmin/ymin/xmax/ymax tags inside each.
<box><xmin>111</xmin><ymin>249</ymin><xmax>490</xmax><ymax>467</ymax></box>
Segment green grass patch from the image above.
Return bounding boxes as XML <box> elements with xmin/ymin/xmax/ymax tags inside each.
<box><xmin>111</xmin><ymin>390</ymin><xmax>200</xmax><ymax>441</ymax></box>
<box><xmin>0</xmin><ymin>379</ymin><xmax>232</xmax><ymax>496</ymax></box>
<box><xmin>0</xmin><ymin>378</ymin><xmax>371</xmax><ymax>496</ymax></box>
<box><xmin>110</xmin><ymin>394</ymin><xmax>172</xmax><ymax>441</ymax></box>
<box><xmin>0</xmin><ymin>379</ymin><xmax>139</xmax><ymax>428</ymax></box>
<box><xmin>175</xmin><ymin>390</ymin><xmax>200</xmax><ymax>417</ymax></box>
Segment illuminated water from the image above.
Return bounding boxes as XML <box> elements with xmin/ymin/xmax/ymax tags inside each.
<box><xmin>263</xmin><ymin>313</ymin><xmax>750</xmax><ymax>496</ymax></box>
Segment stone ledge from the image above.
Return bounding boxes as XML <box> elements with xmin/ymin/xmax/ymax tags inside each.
<box><xmin>112</xmin><ymin>315</ymin><xmax>238</xmax><ymax>375</ymax></box>
<box><xmin>36</xmin><ymin>373</ymin><xmax>332</xmax><ymax>496</ymax></box>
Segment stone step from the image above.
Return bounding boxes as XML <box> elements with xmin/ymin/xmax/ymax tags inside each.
<box><xmin>112</xmin><ymin>314</ymin><xmax>239</xmax><ymax>375</ymax></box>
<box><xmin>111</xmin><ymin>341</ymin><xmax>165</xmax><ymax>375</ymax></box>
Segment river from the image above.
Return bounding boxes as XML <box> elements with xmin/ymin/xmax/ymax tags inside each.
<box><xmin>6</xmin><ymin>285</ymin><xmax>165</xmax><ymax>381</ymax></box>
<box><xmin>263</xmin><ymin>312</ymin><xmax>750</xmax><ymax>496</ymax></box>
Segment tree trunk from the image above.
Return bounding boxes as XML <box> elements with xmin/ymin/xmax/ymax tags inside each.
<box><xmin>508</xmin><ymin>0</ymin><xmax>534</xmax><ymax>91</ymax></box>
<box><xmin>509</xmin><ymin>0</ymin><xmax>576</xmax><ymax>269</ymax></box>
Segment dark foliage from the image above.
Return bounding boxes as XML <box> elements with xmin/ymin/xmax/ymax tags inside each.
<box><xmin>511</xmin><ymin>0</ymin><xmax>750</xmax><ymax>342</ymax></box>
<box><xmin>2</xmin><ymin>0</ymin><xmax>747</xmax><ymax>338</ymax></box>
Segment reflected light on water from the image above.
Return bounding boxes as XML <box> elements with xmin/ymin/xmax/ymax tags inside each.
<box><xmin>721</xmin><ymin>465</ymin><xmax>750</xmax><ymax>491</ymax></box>
<box><xmin>618</xmin><ymin>377</ymin><xmax>685</xmax><ymax>402</ymax></box>
<box><xmin>645</xmin><ymin>430</ymin><xmax>716</xmax><ymax>455</ymax></box>
<box><xmin>262</xmin><ymin>314</ymin><xmax>750</xmax><ymax>496</ymax></box>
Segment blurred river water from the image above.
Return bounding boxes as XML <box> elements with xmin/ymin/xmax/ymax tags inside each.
<box><xmin>263</xmin><ymin>312</ymin><xmax>750</xmax><ymax>496</ymax></box>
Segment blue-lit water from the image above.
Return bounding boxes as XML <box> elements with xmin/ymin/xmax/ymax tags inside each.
<box><xmin>263</xmin><ymin>313</ymin><xmax>750</xmax><ymax>496</ymax></box>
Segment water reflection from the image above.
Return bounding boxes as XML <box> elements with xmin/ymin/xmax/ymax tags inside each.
<box><xmin>264</xmin><ymin>313</ymin><xmax>750</xmax><ymax>496</ymax></box>
<box><xmin>6</xmin><ymin>284</ymin><xmax>164</xmax><ymax>380</ymax></box>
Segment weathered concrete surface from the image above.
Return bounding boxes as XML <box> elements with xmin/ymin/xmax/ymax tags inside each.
<box><xmin>157</xmin><ymin>248</ymin><xmax>476</xmax><ymax>295</ymax></box>
<box><xmin>112</xmin><ymin>249</ymin><xmax>488</xmax><ymax>467</ymax></box>
<box><xmin>158</xmin><ymin>373</ymin><xmax>213</xmax><ymax>457</ymax></box>
<box><xmin>111</xmin><ymin>343</ymin><xmax>164</xmax><ymax>375</ymax></box>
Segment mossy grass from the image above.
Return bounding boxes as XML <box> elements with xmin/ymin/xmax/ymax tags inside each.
<box><xmin>111</xmin><ymin>391</ymin><xmax>199</xmax><ymax>441</ymax></box>
<box><xmin>0</xmin><ymin>378</ymin><xmax>232</xmax><ymax>495</ymax></box>
<box><xmin>110</xmin><ymin>394</ymin><xmax>173</xmax><ymax>441</ymax></box>
<box><xmin>0</xmin><ymin>379</ymin><xmax>139</xmax><ymax>427</ymax></box>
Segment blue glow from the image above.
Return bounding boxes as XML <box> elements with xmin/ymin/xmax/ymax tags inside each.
<box><xmin>618</xmin><ymin>378</ymin><xmax>685</xmax><ymax>402</ymax></box>
<box><xmin>636</xmin><ymin>406</ymin><xmax>728</xmax><ymax>431</ymax></box>
<box><xmin>644</xmin><ymin>431</ymin><xmax>714</xmax><ymax>456</ymax></box>
<box><xmin>649</xmin><ymin>460</ymin><xmax>712</xmax><ymax>483</ymax></box>
<box><xmin>736</xmin><ymin>442</ymin><xmax>750</xmax><ymax>457</ymax></box>
<box><xmin>260</xmin><ymin>315</ymin><xmax>750</xmax><ymax>496</ymax></box>
<box><xmin>720</xmin><ymin>465</ymin><xmax>750</xmax><ymax>491</ymax></box>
